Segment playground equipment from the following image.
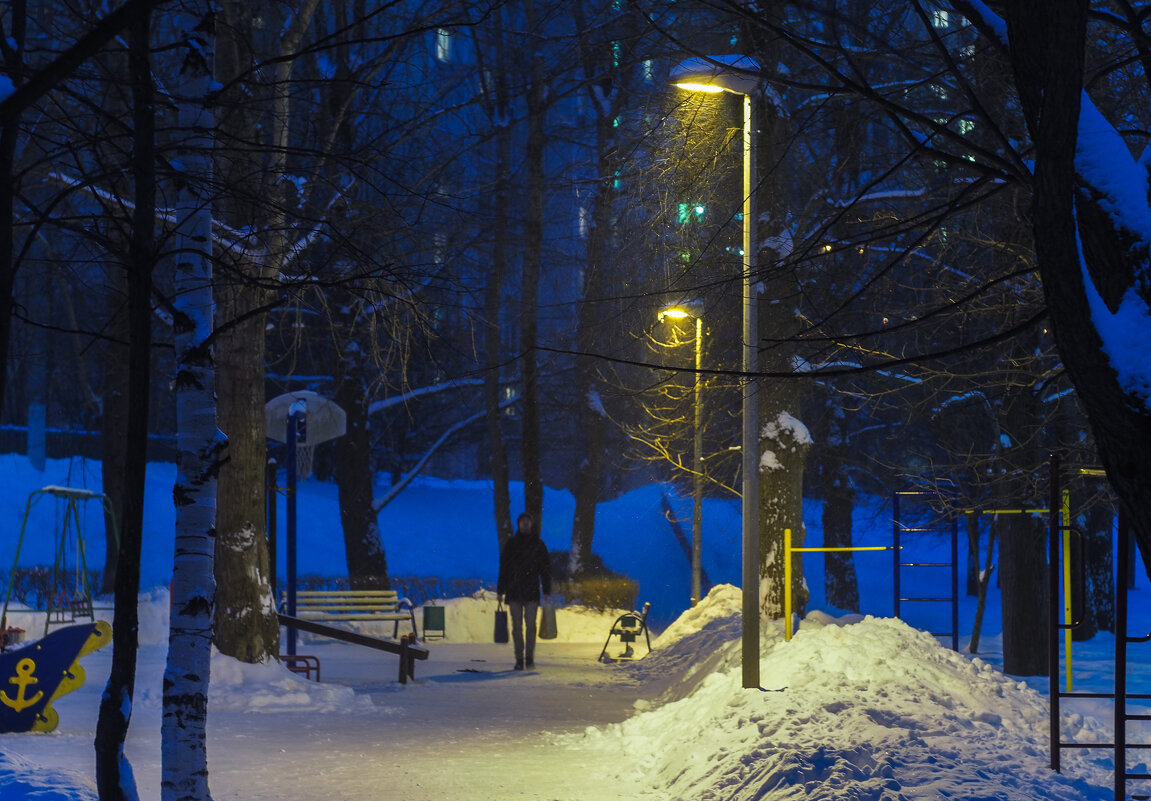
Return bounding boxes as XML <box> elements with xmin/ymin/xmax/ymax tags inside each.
<box><xmin>783</xmin><ymin>491</ymin><xmax>960</xmax><ymax>651</ymax></box>
<box><xmin>598</xmin><ymin>602</ymin><xmax>652</xmax><ymax>662</ymax></box>
<box><xmin>1</xmin><ymin>486</ymin><xmax>117</xmax><ymax>638</ymax></box>
<box><xmin>0</xmin><ymin>620</ymin><xmax>111</xmax><ymax>733</ymax></box>
<box><xmin>265</xmin><ymin>391</ymin><xmax>346</xmax><ymax>659</ymax></box>
<box><xmin>1043</xmin><ymin>454</ymin><xmax>1149</xmax><ymax>801</ymax></box>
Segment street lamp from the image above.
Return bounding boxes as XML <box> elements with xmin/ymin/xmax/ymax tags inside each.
<box><xmin>657</xmin><ymin>304</ymin><xmax>704</xmax><ymax>608</ymax></box>
<box><xmin>671</xmin><ymin>55</ymin><xmax>761</xmax><ymax>689</ymax></box>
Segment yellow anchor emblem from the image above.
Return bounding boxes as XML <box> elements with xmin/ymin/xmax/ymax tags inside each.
<box><xmin>1</xmin><ymin>658</ymin><xmax>44</xmax><ymax>712</ymax></box>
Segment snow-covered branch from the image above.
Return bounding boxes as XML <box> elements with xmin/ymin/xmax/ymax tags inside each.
<box><xmin>366</xmin><ymin>377</ymin><xmax>485</xmax><ymax>416</ymax></box>
<box><xmin>372</xmin><ymin>392</ymin><xmax>519</xmax><ymax>513</ymax></box>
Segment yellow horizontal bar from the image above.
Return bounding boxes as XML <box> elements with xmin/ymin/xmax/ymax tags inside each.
<box><xmin>963</xmin><ymin>508</ymin><xmax>1048</xmax><ymax>515</ymax></box>
<box><xmin>791</xmin><ymin>546</ymin><xmax>893</xmax><ymax>553</ymax></box>
<box><xmin>1080</xmin><ymin>469</ymin><xmax>1107</xmax><ymax>476</ymax></box>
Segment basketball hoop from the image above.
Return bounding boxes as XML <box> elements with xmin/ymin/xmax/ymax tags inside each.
<box><xmin>295</xmin><ymin>443</ymin><xmax>316</xmax><ymax>481</ymax></box>
<box><xmin>265</xmin><ymin>391</ymin><xmax>346</xmax><ymax>482</ymax></box>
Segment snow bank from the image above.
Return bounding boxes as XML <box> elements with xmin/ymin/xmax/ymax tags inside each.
<box><xmin>582</xmin><ymin>610</ymin><xmax>1110</xmax><ymax>800</ymax></box>
<box><xmin>0</xmin><ymin>753</ymin><xmax>97</xmax><ymax>801</ymax></box>
<box><xmin>209</xmin><ymin>649</ymin><xmax>364</xmax><ymax>713</ymax></box>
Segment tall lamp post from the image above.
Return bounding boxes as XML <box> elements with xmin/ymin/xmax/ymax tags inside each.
<box><xmin>671</xmin><ymin>55</ymin><xmax>761</xmax><ymax>689</ymax></box>
<box><xmin>658</xmin><ymin>304</ymin><xmax>704</xmax><ymax>607</ymax></box>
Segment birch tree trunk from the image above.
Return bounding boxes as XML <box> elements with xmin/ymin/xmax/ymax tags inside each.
<box><xmin>163</xmin><ymin>4</ymin><xmax>219</xmax><ymax>798</ymax></box>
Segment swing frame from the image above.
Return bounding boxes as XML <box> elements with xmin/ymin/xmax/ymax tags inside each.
<box><xmin>1</xmin><ymin>486</ymin><xmax>119</xmax><ymax>637</ymax></box>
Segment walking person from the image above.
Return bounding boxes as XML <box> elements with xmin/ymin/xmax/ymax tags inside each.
<box><xmin>497</xmin><ymin>512</ymin><xmax>553</xmax><ymax>670</ymax></box>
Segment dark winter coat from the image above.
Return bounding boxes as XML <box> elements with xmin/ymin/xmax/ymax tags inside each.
<box><xmin>497</xmin><ymin>533</ymin><xmax>553</xmax><ymax>604</ymax></box>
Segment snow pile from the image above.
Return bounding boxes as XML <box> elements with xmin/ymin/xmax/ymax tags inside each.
<box><xmin>651</xmin><ymin>583</ymin><xmax>742</xmax><ymax>650</ymax></box>
<box><xmin>0</xmin><ymin>754</ymin><xmax>96</xmax><ymax>801</ymax></box>
<box><xmin>209</xmin><ymin>649</ymin><xmax>364</xmax><ymax>714</ymax></box>
<box><xmin>584</xmin><ymin>611</ymin><xmax>1110</xmax><ymax>800</ymax></box>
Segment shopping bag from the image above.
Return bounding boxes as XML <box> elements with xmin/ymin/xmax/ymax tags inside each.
<box><xmin>538</xmin><ymin>602</ymin><xmax>558</xmax><ymax>640</ymax></box>
<box><xmin>494</xmin><ymin>602</ymin><xmax>509</xmax><ymax>643</ymax></box>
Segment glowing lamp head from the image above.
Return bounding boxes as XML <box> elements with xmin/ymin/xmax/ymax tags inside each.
<box><xmin>674</xmin><ymin>81</ymin><xmax>727</xmax><ymax>94</ymax></box>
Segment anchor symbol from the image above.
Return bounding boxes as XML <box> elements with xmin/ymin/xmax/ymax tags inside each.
<box><xmin>1</xmin><ymin>658</ymin><xmax>44</xmax><ymax>712</ymax></box>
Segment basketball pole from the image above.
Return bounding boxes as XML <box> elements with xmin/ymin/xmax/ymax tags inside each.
<box><xmin>286</xmin><ymin>409</ymin><xmax>300</xmax><ymax>657</ymax></box>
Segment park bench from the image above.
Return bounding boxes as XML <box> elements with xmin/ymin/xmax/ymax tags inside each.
<box><xmin>277</xmin><ymin>590</ymin><xmax>428</xmax><ymax>683</ymax></box>
<box><xmin>280</xmin><ymin>589</ymin><xmax>419</xmax><ymax>639</ymax></box>
<box><xmin>598</xmin><ymin>602</ymin><xmax>652</xmax><ymax>662</ymax></box>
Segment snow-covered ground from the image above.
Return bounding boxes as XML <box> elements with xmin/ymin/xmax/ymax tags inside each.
<box><xmin>0</xmin><ymin>453</ymin><xmax>1140</xmax><ymax>799</ymax></box>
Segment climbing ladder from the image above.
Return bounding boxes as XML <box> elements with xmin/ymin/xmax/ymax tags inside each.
<box><xmin>892</xmin><ymin>490</ymin><xmax>959</xmax><ymax>651</ymax></box>
<box><xmin>1047</xmin><ymin>454</ymin><xmax>1151</xmax><ymax>800</ymax></box>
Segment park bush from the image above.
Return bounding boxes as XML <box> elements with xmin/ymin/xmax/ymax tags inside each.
<box><xmin>557</xmin><ymin>574</ymin><xmax>638</xmax><ymax>612</ymax></box>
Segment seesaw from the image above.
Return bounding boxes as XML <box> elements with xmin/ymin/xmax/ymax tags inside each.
<box><xmin>0</xmin><ymin>620</ymin><xmax>111</xmax><ymax>733</ymax></box>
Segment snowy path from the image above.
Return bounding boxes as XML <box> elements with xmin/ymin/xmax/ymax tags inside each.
<box><xmin>208</xmin><ymin>642</ymin><xmax>665</xmax><ymax>801</ymax></box>
<box><xmin>3</xmin><ymin>640</ymin><xmax>670</xmax><ymax>801</ymax></box>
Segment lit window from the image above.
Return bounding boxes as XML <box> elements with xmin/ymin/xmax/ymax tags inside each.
<box><xmin>434</xmin><ymin>231</ymin><xmax>446</xmax><ymax>265</ymax></box>
<box><xmin>642</xmin><ymin>59</ymin><xmax>654</xmax><ymax>82</ymax></box>
<box><xmin>579</xmin><ymin>206</ymin><xmax>590</xmax><ymax>238</ymax></box>
<box><xmin>677</xmin><ymin>203</ymin><xmax>706</xmax><ymax>224</ymax></box>
<box><xmin>959</xmin><ymin>119</ymin><xmax>975</xmax><ymax>135</ymax></box>
<box><xmin>932</xmin><ymin>10</ymin><xmax>949</xmax><ymax>28</ymax></box>
<box><xmin>435</xmin><ymin>28</ymin><xmax>452</xmax><ymax>62</ymax></box>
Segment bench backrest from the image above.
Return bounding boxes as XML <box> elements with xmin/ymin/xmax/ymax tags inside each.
<box><xmin>283</xmin><ymin>590</ymin><xmax>406</xmax><ymax>613</ymax></box>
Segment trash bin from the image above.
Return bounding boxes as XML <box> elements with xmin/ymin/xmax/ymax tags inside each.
<box><xmin>422</xmin><ymin>605</ymin><xmax>445</xmax><ymax>641</ymax></box>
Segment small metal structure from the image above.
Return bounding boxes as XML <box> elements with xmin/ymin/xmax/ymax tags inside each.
<box><xmin>1045</xmin><ymin>454</ymin><xmax>1150</xmax><ymax>801</ymax></box>
<box><xmin>783</xmin><ymin>528</ymin><xmax>892</xmax><ymax>641</ymax></box>
<box><xmin>892</xmin><ymin>490</ymin><xmax>960</xmax><ymax>652</ymax></box>
<box><xmin>265</xmin><ymin>391</ymin><xmax>346</xmax><ymax>657</ymax></box>
<box><xmin>598</xmin><ymin>602</ymin><xmax>652</xmax><ymax>662</ymax></box>
<box><xmin>1</xmin><ymin>487</ymin><xmax>117</xmax><ymax>638</ymax></box>
<box><xmin>422</xmin><ymin>604</ymin><xmax>446</xmax><ymax>641</ymax></box>
<box><xmin>265</xmin><ymin>390</ymin><xmax>346</xmax><ymax>481</ymax></box>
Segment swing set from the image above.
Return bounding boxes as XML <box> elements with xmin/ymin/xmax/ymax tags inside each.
<box><xmin>1</xmin><ymin>486</ymin><xmax>118</xmax><ymax>642</ymax></box>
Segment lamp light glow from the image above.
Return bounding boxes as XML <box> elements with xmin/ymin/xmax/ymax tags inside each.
<box><xmin>674</xmin><ymin>81</ymin><xmax>726</xmax><ymax>93</ymax></box>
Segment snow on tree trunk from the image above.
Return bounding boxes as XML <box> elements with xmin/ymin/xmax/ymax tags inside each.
<box><xmin>213</xmin><ymin>299</ymin><xmax>278</xmax><ymax>661</ymax></box>
<box><xmin>162</xmin><ymin>5</ymin><xmax>218</xmax><ymax>799</ymax></box>
<box><xmin>963</xmin><ymin>0</ymin><xmax>1151</xmax><ymax>582</ymax></box>
<box><xmin>210</xmin><ymin>0</ymin><xmax>317</xmax><ymax>665</ymax></box>
<box><xmin>759</xmin><ymin>408</ymin><xmax>811</xmax><ymax>619</ymax></box>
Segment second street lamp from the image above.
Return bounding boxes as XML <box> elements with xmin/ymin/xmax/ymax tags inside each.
<box><xmin>658</xmin><ymin>305</ymin><xmax>704</xmax><ymax>607</ymax></box>
<box><xmin>671</xmin><ymin>54</ymin><xmax>761</xmax><ymax>689</ymax></box>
